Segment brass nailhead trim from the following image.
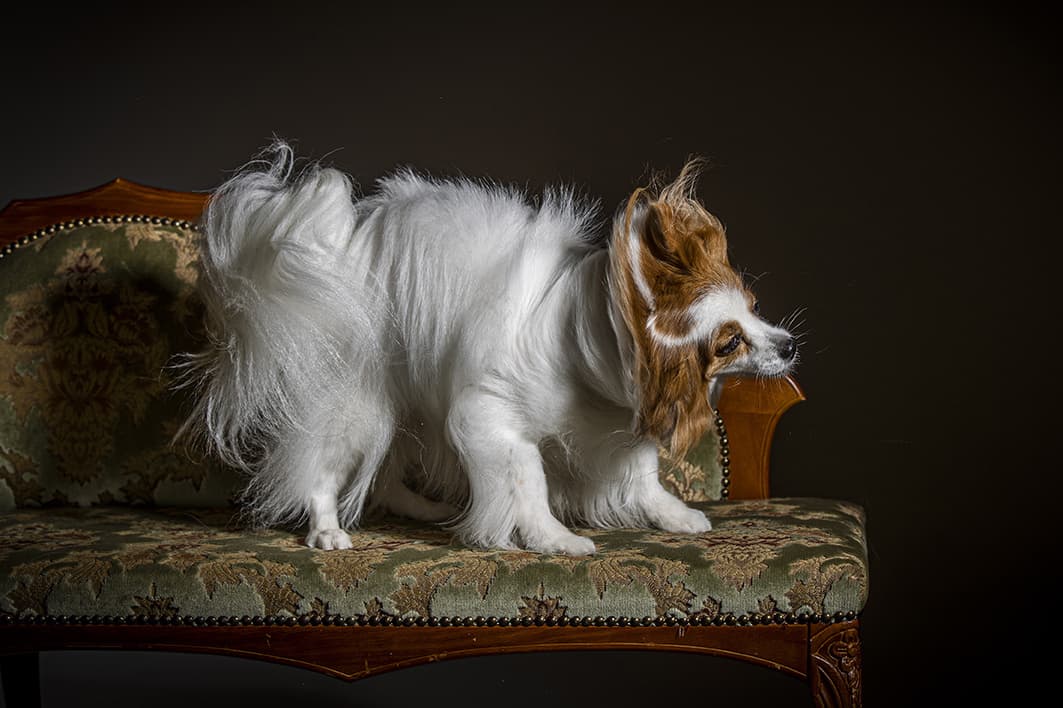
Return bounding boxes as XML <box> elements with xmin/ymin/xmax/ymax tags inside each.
<box><xmin>714</xmin><ymin>408</ymin><xmax>730</xmax><ymax>499</ymax></box>
<box><xmin>0</xmin><ymin>611</ymin><xmax>859</xmax><ymax>628</ymax></box>
<box><xmin>0</xmin><ymin>215</ymin><xmax>199</xmax><ymax>260</ymax></box>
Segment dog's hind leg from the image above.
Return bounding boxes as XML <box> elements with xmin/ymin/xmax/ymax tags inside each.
<box><xmin>261</xmin><ymin>388</ymin><xmax>395</xmax><ymax>551</ymax></box>
<box><xmin>254</xmin><ymin>426</ymin><xmax>359</xmax><ymax>550</ymax></box>
<box><xmin>447</xmin><ymin>389</ymin><xmax>596</xmax><ymax>555</ymax></box>
<box><xmin>306</xmin><ymin>473</ymin><xmax>354</xmax><ymax>550</ymax></box>
<box><xmin>277</xmin><ymin>425</ymin><xmax>365</xmax><ymax>551</ymax></box>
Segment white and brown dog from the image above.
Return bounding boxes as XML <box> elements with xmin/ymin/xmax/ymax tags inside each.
<box><xmin>178</xmin><ymin>141</ymin><xmax>797</xmax><ymax>554</ymax></box>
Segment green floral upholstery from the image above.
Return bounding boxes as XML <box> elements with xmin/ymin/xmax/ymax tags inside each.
<box><xmin>0</xmin><ymin>219</ymin><xmax>868</xmax><ymax>625</ymax></box>
<box><xmin>0</xmin><ymin>220</ymin><xmax>237</xmax><ymax>509</ymax></box>
<box><xmin>0</xmin><ymin>498</ymin><xmax>867</xmax><ymax>621</ymax></box>
<box><xmin>0</xmin><ymin>220</ymin><xmax>724</xmax><ymax>508</ymax></box>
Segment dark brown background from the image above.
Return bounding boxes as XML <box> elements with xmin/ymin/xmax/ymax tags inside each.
<box><xmin>1</xmin><ymin>2</ymin><xmax>1057</xmax><ymax>705</ymax></box>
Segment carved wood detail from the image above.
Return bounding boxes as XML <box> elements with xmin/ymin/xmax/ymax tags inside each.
<box><xmin>809</xmin><ymin>621</ymin><xmax>863</xmax><ymax>708</ymax></box>
<box><xmin>0</xmin><ymin>623</ymin><xmax>810</xmax><ymax>681</ymax></box>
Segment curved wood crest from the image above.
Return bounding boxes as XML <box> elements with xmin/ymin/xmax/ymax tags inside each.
<box><xmin>0</xmin><ymin>179</ymin><xmax>209</xmax><ymax>247</ymax></box>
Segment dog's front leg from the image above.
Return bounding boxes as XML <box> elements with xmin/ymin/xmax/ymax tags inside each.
<box><xmin>570</xmin><ymin>418</ymin><xmax>712</xmax><ymax>533</ymax></box>
<box><xmin>619</xmin><ymin>441</ymin><xmax>713</xmax><ymax>533</ymax></box>
<box><xmin>448</xmin><ymin>390</ymin><xmax>596</xmax><ymax>555</ymax></box>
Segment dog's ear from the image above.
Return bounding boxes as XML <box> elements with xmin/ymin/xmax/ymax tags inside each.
<box><xmin>637</xmin><ymin>204</ymin><xmax>697</xmax><ymax>272</ymax></box>
<box><xmin>645</xmin><ymin>160</ymin><xmax>730</xmax><ymax>269</ymax></box>
<box><xmin>641</xmin><ymin>201</ymin><xmax>686</xmax><ymax>270</ymax></box>
<box><xmin>643</xmin><ymin>199</ymin><xmax>728</xmax><ymax>272</ymax></box>
<box><xmin>636</xmin><ymin>349</ymin><xmax>714</xmax><ymax>457</ymax></box>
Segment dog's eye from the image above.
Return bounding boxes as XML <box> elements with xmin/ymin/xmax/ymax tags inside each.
<box><xmin>752</xmin><ymin>300</ymin><xmax>760</xmax><ymax>315</ymax></box>
<box><xmin>716</xmin><ymin>334</ymin><xmax>742</xmax><ymax>356</ymax></box>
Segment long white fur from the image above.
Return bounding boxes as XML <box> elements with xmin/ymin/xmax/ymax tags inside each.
<box><xmin>178</xmin><ymin>141</ymin><xmax>792</xmax><ymax>554</ymax></box>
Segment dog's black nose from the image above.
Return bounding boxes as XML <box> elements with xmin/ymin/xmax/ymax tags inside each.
<box><xmin>779</xmin><ymin>337</ymin><xmax>797</xmax><ymax>361</ymax></box>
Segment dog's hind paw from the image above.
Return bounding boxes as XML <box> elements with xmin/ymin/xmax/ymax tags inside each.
<box><xmin>306</xmin><ymin>528</ymin><xmax>353</xmax><ymax>550</ymax></box>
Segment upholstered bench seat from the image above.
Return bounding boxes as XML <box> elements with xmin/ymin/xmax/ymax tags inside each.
<box><xmin>0</xmin><ymin>499</ymin><xmax>867</xmax><ymax>624</ymax></box>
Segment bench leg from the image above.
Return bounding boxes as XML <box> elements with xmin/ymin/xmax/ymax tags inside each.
<box><xmin>810</xmin><ymin>621</ymin><xmax>863</xmax><ymax>707</ymax></box>
<box><xmin>1</xmin><ymin>653</ymin><xmax>41</xmax><ymax>708</ymax></box>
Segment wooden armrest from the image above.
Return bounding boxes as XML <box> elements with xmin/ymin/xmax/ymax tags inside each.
<box><xmin>716</xmin><ymin>374</ymin><xmax>805</xmax><ymax>499</ymax></box>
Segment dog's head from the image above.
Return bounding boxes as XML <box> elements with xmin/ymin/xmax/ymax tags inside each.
<box><xmin>609</xmin><ymin>160</ymin><xmax>797</xmax><ymax>455</ymax></box>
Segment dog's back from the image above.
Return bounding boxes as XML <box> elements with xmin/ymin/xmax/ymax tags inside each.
<box><xmin>358</xmin><ymin>172</ymin><xmax>600</xmax><ymax>408</ymax></box>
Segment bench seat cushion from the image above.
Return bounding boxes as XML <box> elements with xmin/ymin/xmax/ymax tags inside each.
<box><xmin>0</xmin><ymin>498</ymin><xmax>867</xmax><ymax>623</ymax></box>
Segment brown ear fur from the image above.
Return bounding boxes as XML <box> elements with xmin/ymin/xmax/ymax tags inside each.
<box><xmin>610</xmin><ymin>159</ymin><xmax>743</xmax><ymax>457</ymax></box>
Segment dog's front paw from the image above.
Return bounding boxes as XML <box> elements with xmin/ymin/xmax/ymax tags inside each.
<box><xmin>652</xmin><ymin>506</ymin><xmax>712</xmax><ymax>534</ymax></box>
<box><xmin>306</xmin><ymin>528</ymin><xmax>353</xmax><ymax>550</ymax></box>
<box><xmin>526</xmin><ymin>531</ymin><xmax>596</xmax><ymax>556</ymax></box>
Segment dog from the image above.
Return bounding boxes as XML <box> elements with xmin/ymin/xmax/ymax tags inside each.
<box><xmin>176</xmin><ymin>141</ymin><xmax>797</xmax><ymax>554</ymax></box>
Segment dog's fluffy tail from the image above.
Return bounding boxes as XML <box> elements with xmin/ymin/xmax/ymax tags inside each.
<box><xmin>175</xmin><ymin>141</ymin><xmax>380</xmax><ymax>482</ymax></box>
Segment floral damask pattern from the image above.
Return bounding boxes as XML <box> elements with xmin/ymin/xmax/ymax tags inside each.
<box><xmin>0</xmin><ymin>499</ymin><xmax>868</xmax><ymax>621</ymax></box>
<box><xmin>0</xmin><ymin>223</ymin><xmax>236</xmax><ymax>508</ymax></box>
<box><xmin>658</xmin><ymin>433</ymin><xmax>723</xmax><ymax>502</ymax></box>
<box><xmin>7</xmin><ymin>243</ymin><xmax>166</xmax><ymax>484</ymax></box>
